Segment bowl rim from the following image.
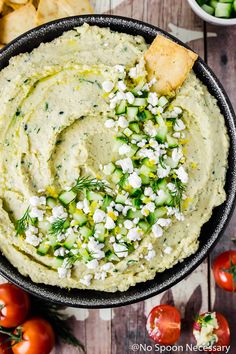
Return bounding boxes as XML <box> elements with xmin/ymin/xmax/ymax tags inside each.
<box><xmin>0</xmin><ymin>14</ymin><xmax>236</xmax><ymax>308</ymax></box>
<box><xmin>187</xmin><ymin>0</ymin><xmax>236</xmax><ymax>25</ymax></box>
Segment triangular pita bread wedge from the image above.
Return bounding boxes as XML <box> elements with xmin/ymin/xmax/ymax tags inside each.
<box><xmin>145</xmin><ymin>35</ymin><xmax>198</xmax><ymax>96</ymax></box>
<box><xmin>36</xmin><ymin>0</ymin><xmax>93</xmax><ymax>25</ymax></box>
<box><xmin>0</xmin><ymin>3</ymin><xmax>36</xmax><ymax>44</ymax></box>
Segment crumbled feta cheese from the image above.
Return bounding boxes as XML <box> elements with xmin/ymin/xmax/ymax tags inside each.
<box><xmin>137</xmin><ymin>140</ymin><xmax>146</xmax><ymax>148</ymax></box>
<box><xmin>145</xmin><ymin>250</ymin><xmax>156</xmax><ymax>261</ymax></box>
<box><xmin>113</xmin><ymin>243</ymin><xmax>128</xmax><ymax>257</ymax></box>
<box><xmin>87</xmin><ymin>238</ymin><xmax>105</xmax><ymax>260</ymax></box>
<box><xmin>127</xmin><ymin>227</ymin><xmax>142</xmax><ymax>242</ymax></box>
<box><xmin>80</xmin><ymin>274</ymin><xmax>93</xmax><ymax>286</ymax></box>
<box><xmin>164</xmin><ymin>246</ymin><xmax>173</xmax><ymax>254</ymax></box>
<box><xmin>105</xmin><ymin>119</ymin><xmax>116</xmax><ymax>128</ymax></box>
<box><xmin>114</xmin><ymin>64</ymin><xmax>125</xmax><ymax>73</ymax></box>
<box><xmin>173</xmin><ymin>106</ymin><xmax>182</xmax><ymax>115</ymax></box>
<box><xmin>129</xmin><ymin>67</ymin><xmax>138</xmax><ymax>79</ymax></box>
<box><xmin>147</xmin><ymin>92</ymin><xmax>158</xmax><ymax>106</ymax></box>
<box><xmin>143</xmin><ymin>120</ymin><xmax>158</xmax><ymax>137</ymax></box>
<box><xmin>124</xmin><ymin>220</ymin><xmax>134</xmax><ymax>230</ymax></box>
<box><xmin>102</xmin><ymin>81</ymin><xmax>114</xmax><ymax>93</ymax></box>
<box><xmin>93</xmin><ymin>209</ymin><xmax>106</xmax><ymax>223</ymax></box>
<box><xmin>117</xmin><ymin>80</ymin><xmax>127</xmax><ymax>91</ymax></box>
<box><xmin>29</xmin><ymin>207</ymin><xmax>44</xmax><ymax>221</ymax></box>
<box><xmin>157</xmin><ymin>165</ymin><xmax>171</xmax><ymax>178</ymax></box>
<box><xmin>51</xmin><ymin>206</ymin><xmax>68</xmax><ymax>219</ymax></box>
<box><xmin>152</xmin><ymin>223</ymin><xmax>163</xmax><ymax>238</ymax></box>
<box><xmin>76</xmin><ymin>201</ymin><xmax>84</xmax><ymax>209</ymax></box>
<box><xmin>116</xmin><ymin>157</ymin><xmax>133</xmax><ymax>173</ymax></box>
<box><xmin>141</xmin><ymin>202</ymin><xmax>155</xmax><ymax>216</ymax></box>
<box><xmin>128</xmin><ymin>172</ymin><xmax>142</xmax><ymax>188</ymax></box>
<box><xmin>119</xmin><ymin>144</ymin><xmax>131</xmax><ymax>155</ymax></box>
<box><xmin>158</xmin><ymin>96</ymin><xmax>168</xmax><ymax>107</ymax></box>
<box><xmin>110</xmin><ymin>236</ymin><xmax>115</xmax><ymax>243</ymax></box>
<box><xmin>29</xmin><ymin>196</ymin><xmax>46</xmax><ymax>207</ymax></box>
<box><xmin>58</xmin><ymin>267</ymin><xmax>71</xmax><ymax>279</ymax></box>
<box><xmin>25</xmin><ymin>233</ymin><xmax>41</xmax><ymax>247</ymax></box>
<box><xmin>94</xmin><ymin>271</ymin><xmax>107</xmax><ymax>280</ymax></box>
<box><xmin>54</xmin><ymin>247</ymin><xmax>66</xmax><ymax>257</ymax></box>
<box><xmin>138</xmin><ymin>148</ymin><xmax>159</xmax><ymax>162</ymax></box>
<box><xmin>105</xmin><ymin>216</ymin><xmax>116</xmax><ymax>230</ymax></box>
<box><xmin>101</xmin><ymin>262</ymin><xmax>113</xmax><ymax>271</ymax></box>
<box><xmin>133</xmin><ymin>217</ymin><xmax>140</xmax><ymax>225</ymax></box>
<box><xmin>157</xmin><ymin>218</ymin><xmax>172</xmax><ymax>227</ymax></box>
<box><xmin>83</xmin><ymin>199</ymin><xmax>90</xmax><ymax>214</ymax></box>
<box><xmin>86</xmin><ymin>259</ymin><xmax>99</xmax><ymax>270</ymax></box>
<box><xmin>172</xmin><ymin>148</ymin><xmax>183</xmax><ymax>162</ymax></box>
<box><xmin>117</xmin><ymin>116</ymin><xmax>128</xmax><ymax>128</ymax></box>
<box><xmin>174</xmin><ymin>119</ymin><xmax>186</xmax><ymax>131</ymax></box>
<box><xmin>115</xmin><ymin>204</ymin><xmax>124</xmax><ymax>212</ymax></box>
<box><xmin>122</xmin><ymin>206</ymin><xmax>132</xmax><ymax>216</ymax></box>
<box><xmin>173</xmin><ymin>132</ymin><xmax>181</xmax><ymax>138</ymax></box>
<box><xmin>167</xmin><ymin>183</ymin><xmax>176</xmax><ymax>192</ymax></box>
<box><xmin>144</xmin><ymin>187</ymin><xmax>153</xmax><ymax>196</ymax></box>
<box><xmin>175</xmin><ymin>166</ymin><xmax>188</xmax><ymax>183</ymax></box>
<box><xmin>125</xmin><ymin>92</ymin><xmax>135</xmax><ymax>104</ymax></box>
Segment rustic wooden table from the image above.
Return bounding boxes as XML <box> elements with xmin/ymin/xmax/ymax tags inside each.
<box><xmin>2</xmin><ymin>1</ymin><xmax>236</xmax><ymax>353</ymax></box>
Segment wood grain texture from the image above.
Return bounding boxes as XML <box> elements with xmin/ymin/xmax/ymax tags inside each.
<box><xmin>206</xmin><ymin>24</ymin><xmax>236</xmax><ymax>354</ymax></box>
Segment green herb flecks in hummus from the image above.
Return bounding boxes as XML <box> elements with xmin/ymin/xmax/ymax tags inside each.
<box><xmin>0</xmin><ymin>24</ymin><xmax>229</xmax><ymax>292</ymax></box>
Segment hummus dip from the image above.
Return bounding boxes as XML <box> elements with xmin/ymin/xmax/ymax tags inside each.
<box><xmin>0</xmin><ymin>24</ymin><xmax>229</xmax><ymax>292</ymax></box>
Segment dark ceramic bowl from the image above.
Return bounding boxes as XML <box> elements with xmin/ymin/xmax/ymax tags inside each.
<box><xmin>0</xmin><ymin>15</ymin><xmax>236</xmax><ymax>308</ymax></box>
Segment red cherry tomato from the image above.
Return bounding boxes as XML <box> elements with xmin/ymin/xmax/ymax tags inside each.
<box><xmin>12</xmin><ymin>318</ymin><xmax>55</xmax><ymax>354</ymax></box>
<box><xmin>212</xmin><ymin>251</ymin><xmax>236</xmax><ymax>292</ymax></box>
<box><xmin>0</xmin><ymin>284</ymin><xmax>30</xmax><ymax>328</ymax></box>
<box><xmin>193</xmin><ymin>312</ymin><xmax>230</xmax><ymax>351</ymax></box>
<box><xmin>146</xmin><ymin>304</ymin><xmax>181</xmax><ymax>345</ymax></box>
<box><xmin>0</xmin><ymin>336</ymin><xmax>12</xmax><ymax>354</ymax></box>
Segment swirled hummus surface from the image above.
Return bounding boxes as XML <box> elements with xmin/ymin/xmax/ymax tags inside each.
<box><xmin>0</xmin><ymin>24</ymin><xmax>229</xmax><ymax>292</ymax></box>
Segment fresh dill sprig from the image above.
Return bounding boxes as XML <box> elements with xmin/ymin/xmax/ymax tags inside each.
<box><xmin>49</xmin><ymin>218</ymin><xmax>67</xmax><ymax>236</ymax></box>
<box><xmin>171</xmin><ymin>178</ymin><xmax>186</xmax><ymax>210</ymax></box>
<box><xmin>15</xmin><ymin>207</ymin><xmax>31</xmax><ymax>235</ymax></box>
<box><xmin>71</xmin><ymin>176</ymin><xmax>107</xmax><ymax>193</ymax></box>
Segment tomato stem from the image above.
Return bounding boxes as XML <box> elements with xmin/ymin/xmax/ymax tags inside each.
<box><xmin>0</xmin><ymin>326</ymin><xmax>23</xmax><ymax>345</ymax></box>
<box><xmin>222</xmin><ymin>257</ymin><xmax>236</xmax><ymax>290</ymax></box>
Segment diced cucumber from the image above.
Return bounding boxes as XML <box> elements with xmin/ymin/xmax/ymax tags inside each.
<box><xmin>119</xmin><ymin>174</ymin><xmax>129</xmax><ymax>190</ymax></box>
<box><xmin>132</xmin><ymin>98</ymin><xmax>147</xmax><ymax>107</ymax></box>
<box><xmin>86</xmin><ymin>191</ymin><xmax>103</xmax><ymax>202</ymax></box>
<box><xmin>132</xmin><ymin>198</ymin><xmax>142</xmax><ymax>208</ymax></box>
<box><xmin>143</xmin><ymin>109</ymin><xmax>154</xmax><ymax>120</ymax></box>
<box><xmin>46</xmin><ymin>197</ymin><xmax>58</xmax><ymax>208</ymax></box>
<box><xmin>73</xmin><ymin>210</ymin><xmax>88</xmax><ymax>226</ymax></box>
<box><xmin>129</xmin><ymin>122</ymin><xmax>140</xmax><ymax>134</ymax></box>
<box><xmin>105</xmin><ymin>250</ymin><xmax>120</xmax><ymax>262</ymax></box>
<box><xmin>115</xmin><ymin>194</ymin><xmax>127</xmax><ymax>204</ymax></box>
<box><xmin>79</xmin><ymin>248</ymin><xmax>91</xmax><ymax>262</ymax></box>
<box><xmin>127</xmin><ymin>209</ymin><xmax>143</xmax><ymax>219</ymax></box>
<box><xmin>155</xmin><ymin>178</ymin><xmax>168</xmax><ymax>190</ymax></box>
<box><xmin>167</xmin><ymin>134</ymin><xmax>178</xmax><ymax>148</ymax></box>
<box><xmin>127</xmin><ymin>107</ymin><xmax>138</xmax><ymax>120</ymax></box>
<box><xmin>59</xmin><ymin>190</ymin><xmax>77</xmax><ymax>205</ymax></box>
<box><xmin>80</xmin><ymin>226</ymin><xmax>93</xmax><ymax>240</ymax></box>
<box><xmin>119</xmin><ymin>226</ymin><xmax>128</xmax><ymax>236</ymax></box>
<box><xmin>101</xmin><ymin>194</ymin><xmax>113</xmax><ymax>211</ymax></box>
<box><xmin>123</xmin><ymin>127</ymin><xmax>133</xmax><ymax>137</ymax></box>
<box><xmin>156</xmin><ymin>125</ymin><xmax>168</xmax><ymax>143</ymax></box>
<box><xmin>51</xmin><ymin>257</ymin><xmax>64</xmax><ymax>269</ymax></box>
<box><xmin>165</xmin><ymin>156</ymin><xmax>178</xmax><ymax>169</ymax></box>
<box><xmin>139</xmin><ymin>164</ymin><xmax>155</xmax><ymax>177</ymax></box>
<box><xmin>68</xmin><ymin>201</ymin><xmax>77</xmax><ymax>214</ymax></box>
<box><xmin>155</xmin><ymin>191</ymin><xmax>172</xmax><ymax>206</ymax></box>
<box><xmin>111</xmin><ymin>168</ymin><xmax>123</xmax><ymax>184</ymax></box>
<box><xmin>37</xmin><ymin>241</ymin><xmax>50</xmax><ymax>256</ymax></box>
<box><xmin>103</xmin><ymin>162</ymin><xmax>116</xmax><ymax>175</ymax></box>
<box><xmin>147</xmin><ymin>207</ymin><xmax>167</xmax><ymax>224</ymax></box>
<box><xmin>158</xmin><ymin>96</ymin><xmax>169</xmax><ymax>107</ymax></box>
<box><xmin>95</xmin><ymin>223</ymin><xmax>106</xmax><ymax>242</ymax></box>
<box><xmin>234</xmin><ymin>0</ymin><xmax>236</xmax><ymax>12</ymax></box>
<box><xmin>116</xmin><ymin>136</ymin><xmax>129</xmax><ymax>143</ymax></box>
<box><xmin>196</xmin><ymin>0</ymin><xmax>205</xmax><ymax>5</ymax></box>
<box><xmin>126</xmin><ymin>144</ymin><xmax>139</xmax><ymax>158</ymax></box>
<box><xmin>115</xmin><ymin>99</ymin><xmax>127</xmax><ymax>115</ymax></box>
<box><xmin>138</xmin><ymin>221</ymin><xmax>150</xmax><ymax>232</ymax></box>
<box><xmin>140</xmin><ymin>174</ymin><xmax>150</xmax><ymax>185</ymax></box>
<box><xmin>38</xmin><ymin>220</ymin><xmax>50</xmax><ymax>233</ymax></box>
<box><xmin>201</xmin><ymin>4</ymin><xmax>215</xmax><ymax>15</ymax></box>
<box><xmin>131</xmin><ymin>133</ymin><xmax>146</xmax><ymax>142</ymax></box>
<box><xmin>129</xmin><ymin>188</ymin><xmax>142</xmax><ymax>198</ymax></box>
<box><xmin>48</xmin><ymin>234</ymin><xmax>58</xmax><ymax>247</ymax></box>
<box><xmin>64</xmin><ymin>233</ymin><xmax>78</xmax><ymax>250</ymax></box>
<box><xmin>215</xmin><ymin>2</ymin><xmax>232</xmax><ymax>17</ymax></box>
<box><xmin>209</xmin><ymin>0</ymin><xmax>218</xmax><ymax>9</ymax></box>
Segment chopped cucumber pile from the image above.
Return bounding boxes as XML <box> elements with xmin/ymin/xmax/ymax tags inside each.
<box><xmin>196</xmin><ymin>0</ymin><xmax>236</xmax><ymax>18</ymax></box>
<box><xmin>15</xmin><ymin>60</ymin><xmax>189</xmax><ymax>285</ymax></box>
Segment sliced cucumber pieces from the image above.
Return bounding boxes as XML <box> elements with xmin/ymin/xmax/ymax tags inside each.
<box><xmin>59</xmin><ymin>190</ymin><xmax>77</xmax><ymax>205</ymax></box>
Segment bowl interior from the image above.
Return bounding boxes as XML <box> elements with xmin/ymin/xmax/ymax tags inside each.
<box><xmin>0</xmin><ymin>15</ymin><xmax>236</xmax><ymax>308</ymax></box>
